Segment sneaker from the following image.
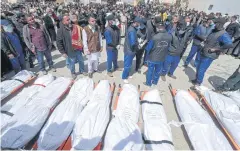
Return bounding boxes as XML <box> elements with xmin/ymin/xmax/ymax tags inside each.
<box><xmin>128</xmin><ymin>76</ymin><xmax>133</xmax><ymax>79</ymax></box>
<box><xmin>49</xmin><ymin>67</ymin><xmax>56</xmax><ymax>72</ymax></box>
<box><xmin>107</xmin><ymin>72</ymin><xmax>113</xmax><ymax>77</ymax></box>
<box><xmin>71</xmin><ymin>73</ymin><xmax>77</xmax><ymax>79</ymax></box>
<box><xmin>42</xmin><ymin>70</ymin><xmax>47</xmax><ymax>75</ymax></box>
<box><xmin>123</xmin><ymin>79</ymin><xmax>129</xmax><ymax>84</ymax></box>
<box><xmin>88</xmin><ymin>73</ymin><xmax>93</xmax><ymax>78</ymax></box>
<box><xmin>161</xmin><ymin>76</ymin><xmax>166</xmax><ymax>81</ymax></box>
<box><xmin>168</xmin><ymin>74</ymin><xmax>177</xmax><ymax>79</ymax></box>
<box><xmin>80</xmin><ymin>72</ymin><xmax>88</xmax><ymax>76</ymax></box>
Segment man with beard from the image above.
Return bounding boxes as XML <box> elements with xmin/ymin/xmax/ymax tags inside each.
<box><xmin>192</xmin><ymin>18</ymin><xmax>233</xmax><ymax>86</ymax></box>
<box><xmin>104</xmin><ymin>14</ymin><xmax>121</xmax><ymax>77</ymax></box>
<box><xmin>144</xmin><ymin>16</ymin><xmax>172</xmax><ymax>87</ymax></box>
<box><xmin>82</xmin><ymin>14</ymin><xmax>103</xmax><ymax>78</ymax></box>
<box><xmin>43</xmin><ymin>8</ymin><xmax>58</xmax><ymax>50</ymax></box>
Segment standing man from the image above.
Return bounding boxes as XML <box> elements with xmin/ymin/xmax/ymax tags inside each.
<box><xmin>82</xmin><ymin>14</ymin><xmax>103</xmax><ymax>78</ymax></box>
<box><xmin>104</xmin><ymin>14</ymin><xmax>121</xmax><ymax>77</ymax></box>
<box><xmin>1</xmin><ymin>20</ymin><xmax>26</xmax><ymax>73</ymax></box>
<box><xmin>184</xmin><ymin>20</ymin><xmax>211</xmax><ymax>67</ymax></box>
<box><xmin>144</xmin><ymin>16</ymin><xmax>172</xmax><ymax>87</ymax></box>
<box><xmin>161</xmin><ymin>15</ymin><xmax>182</xmax><ymax>81</ymax></box>
<box><xmin>43</xmin><ymin>8</ymin><xmax>58</xmax><ymax>50</ymax></box>
<box><xmin>122</xmin><ymin>17</ymin><xmax>141</xmax><ymax>84</ymax></box>
<box><xmin>192</xmin><ymin>18</ymin><xmax>233</xmax><ymax>86</ymax></box>
<box><xmin>23</xmin><ymin>14</ymin><xmax>55</xmax><ymax>75</ymax></box>
<box><xmin>57</xmin><ymin>14</ymin><xmax>87</xmax><ymax>79</ymax></box>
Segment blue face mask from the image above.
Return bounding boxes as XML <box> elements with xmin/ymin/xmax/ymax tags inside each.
<box><xmin>3</xmin><ymin>25</ymin><xmax>13</xmax><ymax>33</ymax></box>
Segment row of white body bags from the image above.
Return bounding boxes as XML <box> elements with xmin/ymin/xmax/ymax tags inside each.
<box><xmin>1</xmin><ymin>74</ymin><xmax>55</xmax><ymax>128</ymax></box>
<box><xmin>1</xmin><ymin>77</ymin><xmax>72</xmax><ymax>149</ymax></box>
<box><xmin>37</xmin><ymin>78</ymin><xmax>94</xmax><ymax>150</ymax></box>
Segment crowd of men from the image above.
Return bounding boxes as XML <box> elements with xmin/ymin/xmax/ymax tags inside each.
<box><xmin>1</xmin><ymin>1</ymin><xmax>240</xmax><ymax>91</ymax></box>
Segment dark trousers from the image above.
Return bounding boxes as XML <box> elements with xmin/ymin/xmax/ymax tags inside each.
<box><xmin>135</xmin><ymin>48</ymin><xmax>144</xmax><ymax>71</ymax></box>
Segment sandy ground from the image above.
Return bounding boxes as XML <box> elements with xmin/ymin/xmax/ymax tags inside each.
<box><xmin>3</xmin><ymin>38</ymin><xmax>240</xmax><ymax>150</ymax></box>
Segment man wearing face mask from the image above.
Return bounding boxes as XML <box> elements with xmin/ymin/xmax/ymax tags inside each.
<box><xmin>23</xmin><ymin>14</ymin><xmax>55</xmax><ymax>75</ymax></box>
<box><xmin>144</xmin><ymin>16</ymin><xmax>172</xmax><ymax>87</ymax></box>
<box><xmin>184</xmin><ymin>20</ymin><xmax>212</xmax><ymax>68</ymax></box>
<box><xmin>1</xmin><ymin>20</ymin><xmax>26</xmax><ymax>73</ymax></box>
<box><xmin>104</xmin><ymin>14</ymin><xmax>121</xmax><ymax>77</ymax></box>
<box><xmin>179</xmin><ymin>16</ymin><xmax>194</xmax><ymax>58</ymax></box>
<box><xmin>43</xmin><ymin>8</ymin><xmax>58</xmax><ymax>50</ymax></box>
<box><xmin>122</xmin><ymin>17</ymin><xmax>141</xmax><ymax>84</ymax></box>
<box><xmin>192</xmin><ymin>18</ymin><xmax>233</xmax><ymax>86</ymax></box>
<box><xmin>82</xmin><ymin>14</ymin><xmax>103</xmax><ymax>78</ymax></box>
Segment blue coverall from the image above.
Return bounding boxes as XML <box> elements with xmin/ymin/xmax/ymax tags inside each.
<box><xmin>196</xmin><ymin>33</ymin><xmax>232</xmax><ymax>84</ymax></box>
<box><xmin>104</xmin><ymin>30</ymin><xmax>119</xmax><ymax>72</ymax></box>
<box><xmin>122</xmin><ymin>30</ymin><xmax>137</xmax><ymax>79</ymax></box>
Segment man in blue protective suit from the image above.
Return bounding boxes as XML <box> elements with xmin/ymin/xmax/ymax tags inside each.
<box><xmin>122</xmin><ymin>17</ymin><xmax>141</xmax><ymax>84</ymax></box>
<box><xmin>144</xmin><ymin>16</ymin><xmax>172</xmax><ymax>87</ymax></box>
<box><xmin>184</xmin><ymin>20</ymin><xmax>212</xmax><ymax>68</ymax></box>
<box><xmin>192</xmin><ymin>18</ymin><xmax>233</xmax><ymax>86</ymax></box>
<box><xmin>104</xmin><ymin>14</ymin><xmax>121</xmax><ymax>77</ymax></box>
<box><xmin>161</xmin><ymin>15</ymin><xmax>183</xmax><ymax>81</ymax></box>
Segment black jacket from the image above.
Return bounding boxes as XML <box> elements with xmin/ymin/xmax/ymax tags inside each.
<box><xmin>57</xmin><ymin>23</ymin><xmax>75</xmax><ymax>57</ymax></box>
<box><xmin>226</xmin><ymin>22</ymin><xmax>240</xmax><ymax>38</ymax></box>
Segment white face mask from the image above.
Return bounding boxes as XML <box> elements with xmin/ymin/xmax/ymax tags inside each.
<box><xmin>186</xmin><ymin>22</ymin><xmax>190</xmax><ymax>26</ymax></box>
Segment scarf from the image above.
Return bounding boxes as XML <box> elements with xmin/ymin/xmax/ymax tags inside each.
<box><xmin>72</xmin><ymin>24</ymin><xmax>83</xmax><ymax>50</ymax></box>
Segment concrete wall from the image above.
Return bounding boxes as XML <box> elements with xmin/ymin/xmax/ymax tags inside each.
<box><xmin>188</xmin><ymin>0</ymin><xmax>240</xmax><ymax>15</ymax></box>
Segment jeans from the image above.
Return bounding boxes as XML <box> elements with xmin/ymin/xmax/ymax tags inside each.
<box><xmin>122</xmin><ymin>54</ymin><xmax>135</xmax><ymax>79</ymax></box>
<box><xmin>161</xmin><ymin>55</ymin><xmax>180</xmax><ymax>76</ymax></box>
<box><xmin>196</xmin><ymin>55</ymin><xmax>214</xmax><ymax>84</ymax></box>
<box><xmin>185</xmin><ymin>44</ymin><xmax>201</xmax><ymax>67</ymax></box>
<box><xmin>107</xmin><ymin>50</ymin><xmax>118</xmax><ymax>72</ymax></box>
<box><xmin>146</xmin><ymin>61</ymin><xmax>163</xmax><ymax>86</ymax></box>
<box><xmin>36</xmin><ymin>49</ymin><xmax>54</xmax><ymax>71</ymax></box>
<box><xmin>9</xmin><ymin>53</ymin><xmax>26</xmax><ymax>73</ymax></box>
<box><xmin>66</xmin><ymin>51</ymin><xmax>85</xmax><ymax>74</ymax></box>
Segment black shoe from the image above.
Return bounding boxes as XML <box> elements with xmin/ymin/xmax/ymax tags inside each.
<box><xmin>143</xmin><ymin>82</ymin><xmax>151</xmax><ymax>87</ymax></box>
<box><xmin>88</xmin><ymin>73</ymin><xmax>93</xmax><ymax>78</ymax></box>
<box><xmin>191</xmin><ymin>79</ymin><xmax>197</xmax><ymax>84</ymax></box>
<box><xmin>49</xmin><ymin>67</ymin><xmax>56</xmax><ymax>72</ymax></box>
<box><xmin>94</xmin><ymin>70</ymin><xmax>101</xmax><ymax>73</ymax></box>
<box><xmin>183</xmin><ymin>64</ymin><xmax>188</xmax><ymax>68</ymax></box>
<box><xmin>168</xmin><ymin>74</ymin><xmax>177</xmax><ymax>79</ymax></box>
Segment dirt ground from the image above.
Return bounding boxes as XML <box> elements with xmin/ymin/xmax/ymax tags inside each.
<box><xmin>4</xmin><ymin>38</ymin><xmax>240</xmax><ymax>149</ymax></box>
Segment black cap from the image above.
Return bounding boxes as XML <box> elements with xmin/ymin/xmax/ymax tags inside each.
<box><xmin>105</xmin><ymin>14</ymin><xmax>115</xmax><ymax>21</ymax></box>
